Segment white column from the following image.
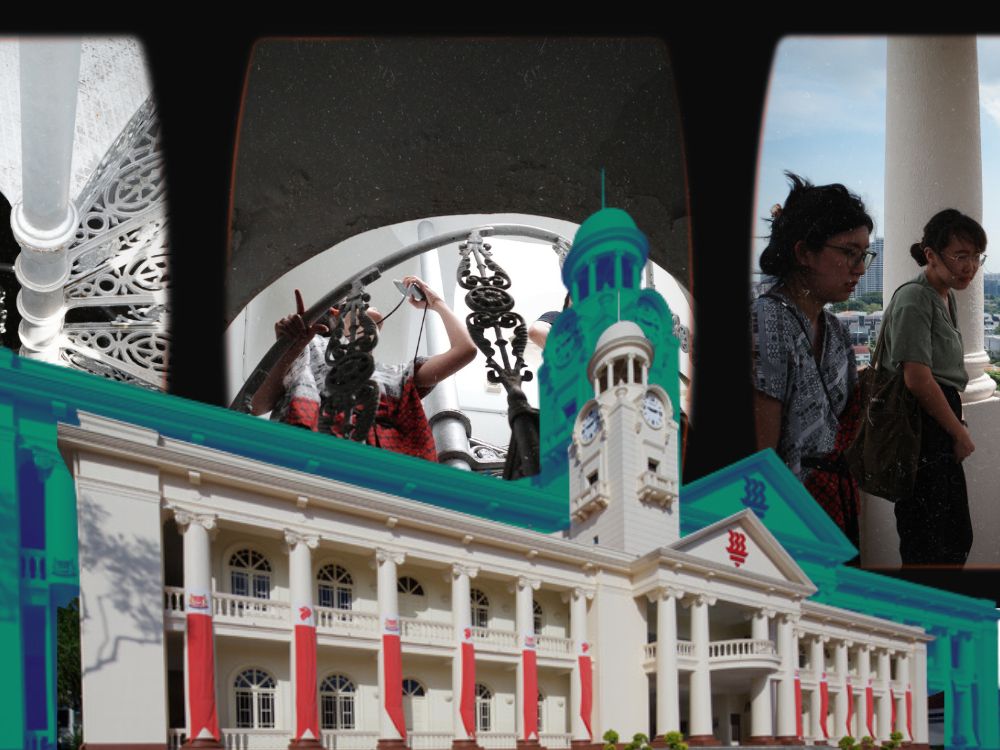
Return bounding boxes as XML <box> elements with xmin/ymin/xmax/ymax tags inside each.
<box><xmin>286</xmin><ymin>530</ymin><xmax>320</xmax><ymax>744</ymax></box>
<box><xmin>885</xmin><ymin>37</ymin><xmax>993</xmax><ymax>402</ymax></box>
<box><xmin>896</xmin><ymin>653</ymin><xmax>910</xmax><ymax>738</ymax></box>
<box><xmin>514</xmin><ymin>576</ymin><xmax>540</xmax><ymax>742</ymax></box>
<box><xmin>569</xmin><ymin>587</ymin><xmax>593</xmax><ymax>742</ymax></box>
<box><xmin>688</xmin><ymin>594</ymin><xmax>715</xmax><ymax>741</ymax></box>
<box><xmin>877</xmin><ymin>650</ymin><xmax>892</xmax><ymax>742</ymax></box>
<box><xmin>857</xmin><ymin>646</ymin><xmax>871</xmax><ymax>738</ymax></box>
<box><xmin>450</xmin><ymin>564</ymin><xmax>478</xmax><ymax>742</ymax></box>
<box><xmin>654</xmin><ymin>589</ymin><xmax>680</xmax><ymax>737</ymax></box>
<box><xmin>12</xmin><ymin>39</ymin><xmax>82</xmax><ymax>359</ymax></box>
<box><xmin>811</xmin><ymin>636</ymin><xmax>826</xmax><ymax>742</ymax></box>
<box><xmin>749</xmin><ymin>609</ymin><xmax>774</xmax><ymax>742</ymax></box>
<box><xmin>376</xmin><ymin>548</ymin><xmax>405</xmax><ymax>743</ymax></box>
<box><xmin>417</xmin><ymin>220</ymin><xmax>473</xmax><ymax>469</ymax></box>
<box><xmin>834</xmin><ymin>641</ymin><xmax>849</xmax><ymax>740</ymax></box>
<box><xmin>775</xmin><ymin>614</ymin><xmax>797</xmax><ymax>740</ymax></box>
<box><xmin>955</xmin><ymin>634</ymin><xmax>978</xmax><ymax>747</ymax></box>
<box><xmin>912</xmin><ymin>645</ymin><xmax>929</xmax><ymax>745</ymax></box>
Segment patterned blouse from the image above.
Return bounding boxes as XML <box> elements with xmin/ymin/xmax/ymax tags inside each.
<box><xmin>750</xmin><ymin>290</ymin><xmax>857</xmax><ymax>480</ymax></box>
<box><xmin>272</xmin><ymin>335</ymin><xmax>438</xmax><ymax>462</ymax></box>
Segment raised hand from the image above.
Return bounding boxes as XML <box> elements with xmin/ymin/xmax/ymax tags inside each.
<box><xmin>401</xmin><ymin>275</ymin><xmax>443</xmax><ymax>311</ymax></box>
<box><xmin>275</xmin><ymin>289</ymin><xmax>332</xmax><ymax>343</ymax></box>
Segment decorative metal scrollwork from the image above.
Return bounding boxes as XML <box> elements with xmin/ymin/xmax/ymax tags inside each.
<box><xmin>321</xmin><ymin>285</ymin><xmax>380</xmax><ymax>442</ymax></box>
<box><xmin>672</xmin><ymin>313</ymin><xmax>691</xmax><ymax>354</ymax></box>
<box><xmin>0</xmin><ymin>288</ymin><xmax>6</xmax><ymax>335</ymax></box>
<box><xmin>458</xmin><ymin>230</ymin><xmax>539</xmax><ymax>479</ymax></box>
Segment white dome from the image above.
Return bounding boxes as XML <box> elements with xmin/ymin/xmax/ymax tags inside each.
<box><xmin>595</xmin><ymin>320</ymin><xmax>646</xmax><ymax>350</ymax></box>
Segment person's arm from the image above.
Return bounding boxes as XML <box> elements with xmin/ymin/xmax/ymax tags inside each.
<box><xmin>250</xmin><ymin>289</ymin><xmax>329</xmax><ymax>416</ymax></box>
<box><xmin>528</xmin><ymin>321</ymin><xmax>551</xmax><ymax>349</ymax></box>
<box><xmin>750</xmin><ymin>297</ymin><xmax>789</xmax><ymax>454</ymax></box>
<box><xmin>753</xmin><ymin>390</ymin><xmax>783</xmax><ymax>451</ymax></box>
<box><xmin>901</xmin><ymin>362</ymin><xmax>975</xmax><ymax>461</ymax></box>
<box><xmin>400</xmin><ymin>276</ymin><xmax>477</xmax><ymax>390</ymax></box>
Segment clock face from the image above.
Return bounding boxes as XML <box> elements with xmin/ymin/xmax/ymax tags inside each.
<box><xmin>642</xmin><ymin>392</ymin><xmax>665</xmax><ymax>429</ymax></box>
<box><xmin>580</xmin><ymin>406</ymin><xmax>601</xmax><ymax>443</ymax></box>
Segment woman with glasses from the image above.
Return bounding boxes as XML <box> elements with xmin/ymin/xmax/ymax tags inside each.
<box><xmin>876</xmin><ymin>209</ymin><xmax>986</xmax><ymax>565</ymax></box>
<box><xmin>751</xmin><ymin>172</ymin><xmax>875</xmax><ymax>551</ymax></box>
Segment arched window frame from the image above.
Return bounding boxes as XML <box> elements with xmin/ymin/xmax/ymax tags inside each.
<box><xmin>397</xmin><ymin>576</ymin><xmax>425</xmax><ymax>596</ymax></box>
<box><xmin>228</xmin><ymin>548</ymin><xmax>272</xmax><ymax>600</ymax></box>
<box><xmin>533</xmin><ymin>600</ymin><xmax>543</xmax><ymax>634</ymax></box>
<box><xmin>475</xmin><ymin>683</ymin><xmax>493</xmax><ymax>733</ymax></box>
<box><xmin>470</xmin><ymin>588</ymin><xmax>490</xmax><ymax>629</ymax></box>
<box><xmin>319</xmin><ymin>673</ymin><xmax>356</xmax><ymax>730</ymax></box>
<box><xmin>233</xmin><ymin>667</ymin><xmax>277</xmax><ymax>729</ymax></box>
<box><xmin>317</xmin><ymin>563</ymin><xmax>354</xmax><ymax>610</ymax></box>
<box><xmin>537</xmin><ymin>690</ymin><xmax>545</xmax><ymax>733</ymax></box>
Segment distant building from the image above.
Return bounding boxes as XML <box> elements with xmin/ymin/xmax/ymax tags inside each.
<box><xmin>853</xmin><ymin>237</ymin><xmax>884</xmax><ymax>299</ymax></box>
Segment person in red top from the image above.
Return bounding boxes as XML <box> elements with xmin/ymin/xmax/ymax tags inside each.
<box><xmin>251</xmin><ymin>276</ymin><xmax>477</xmax><ymax>461</ymax></box>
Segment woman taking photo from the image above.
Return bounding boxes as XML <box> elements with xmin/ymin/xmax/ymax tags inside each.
<box><xmin>878</xmin><ymin>209</ymin><xmax>985</xmax><ymax>565</ymax></box>
<box><xmin>751</xmin><ymin>173</ymin><xmax>875</xmax><ymax>550</ymax></box>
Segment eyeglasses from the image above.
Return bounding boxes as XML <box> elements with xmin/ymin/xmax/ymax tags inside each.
<box><xmin>825</xmin><ymin>242</ymin><xmax>877</xmax><ymax>270</ymax></box>
<box><xmin>938</xmin><ymin>251</ymin><xmax>987</xmax><ymax>269</ymax></box>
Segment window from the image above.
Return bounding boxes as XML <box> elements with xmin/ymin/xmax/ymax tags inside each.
<box><xmin>648</xmin><ymin>459</ymin><xmax>659</xmax><ymax>473</ymax></box>
<box><xmin>612</xmin><ymin>357</ymin><xmax>629</xmax><ymax>385</ymax></box>
<box><xmin>587</xmin><ymin>471</ymin><xmax>598</xmax><ymax>487</ymax></box>
<box><xmin>575</xmin><ymin>269</ymin><xmax>589</xmax><ymax>300</ymax></box>
<box><xmin>596</xmin><ymin>254</ymin><xmax>615</xmax><ymax>291</ymax></box>
<box><xmin>632</xmin><ymin>358</ymin><xmax>642</xmax><ymax>383</ymax></box>
<box><xmin>234</xmin><ymin>668</ymin><xmax>276</xmax><ymax>729</ymax></box>
<box><xmin>402</xmin><ymin>678</ymin><xmax>427</xmax><ymax>732</ymax></box>
<box><xmin>622</xmin><ymin>256</ymin><xmax>635</xmax><ymax>288</ymax></box>
<box><xmin>471</xmin><ymin>589</ymin><xmax>490</xmax><ymax>629</ymax></box>
<box><xmin>320</xmin><ymin>674</ymin><xmax>356</xmax><ymax>730</ymax></box>
<box><xmin>537</xmin><ymin>691</ymin><xmax>545</xmax><ymax>733</ymax></box>
<box><xmin>229</xmin><ymin>549</ymin><xmax>271</xmax><ymax>599</ymax></box>
<box><xmin>533</xmin><ymin>600</ymin><xmax>543</xmax><ymax>634</ymax></box>
<box><xmin>397</xmin><ymin>576</ymin><xmax>425</xmax><ymax>596</ymax></box>
<box><xmin>317</xmin><ymin>564</ymin><xmax>354</xmax><ymax>610</ymax></box>
<box><xmin>475</xmin><ymin>683</ymin><xmax>493</xmax><ymax>733</ymax></box>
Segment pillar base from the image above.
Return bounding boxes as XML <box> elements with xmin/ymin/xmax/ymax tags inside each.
<box><xmin>182</xmin><ymin>739</ymin><xmax>224</xmax><ymax>750</ymax></box>
<box><xmin>377</xmin><ymin>740</ymin><xmax>408</xmax><ymax>750</ymax></box>
<box><xmin>774</xmin><ymin>737</ymin><xmax>801</xmax><ymax>746</ymax></box>
<box><xmin>683</xmin><ymin>735</ymin><xmax>718</xmax><ymax>747</ymax></box>
<box><xmin>745</xmin><ymin>736</ymin><xmax>775</xmax><ymax>745</ymax></box>
<box><xmin>452</xmin><ymin>741</ymin><xmax>484</xmax><ymax>750</ymax></box>
<box><xmin>569</xmin><ymin>741</ymin><xmax>601</xmax><ymax>750</ymax></box>
<box><xmin>288</xmin><ymin>738</ymin><xmax>325</xmax><ymax>750</ymax></box>
<box><xmin>516</xmin><ymin>740</ymin><xmax>546</xmax><ymax>750</ymax></box>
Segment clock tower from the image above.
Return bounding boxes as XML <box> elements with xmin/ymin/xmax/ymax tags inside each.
<box><xmin>567</xmin><ymin>320</ymin><xmax>679</xmax><ymax>553</ymax></box>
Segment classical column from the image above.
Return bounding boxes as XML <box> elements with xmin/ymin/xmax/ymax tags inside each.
<box><xmin>12</xmin><ymin>39</ymin><xmax>82</xmax><ymax>360</ymax></box>
<box><xmin>686</xmin><ymin>594</ymin><xmax>717</xmax><ymax>747</ymax></box>
<box><xmin>955</xmin><ymin>633</ymin><xmax>978</xmax><ymax>748</ymax></box>
<box><xmin>885</xmin><ymin>37</ymin><xmax>993</xmax><ymax>403</ymax></box>
<box><xmin>175</xmin><ymin>510</ymin><xmax>222</xmax><ymax>749</ymax></box>
<box><xmin>811</xmin><ymin>636</ymin><xmax>829</xmax><ymax>744</ymax></box>
<box><xmin>775</xmin><ymin>614</ymin><xmax>798</xmax><ymax>744</ymax></box>
<box><xmin>748</xmin><ymin>609</ymin><xmax>774</xmax><ymax>745</ymax></box>
<box><xmin>376</xmin><ymin>548</ymin><xmax>407</xmax><ymax>750</ymax></box>
<box><xmin>834</xmin><ymin>641</ymin><xmax>850</xmax><ymax>741</ymax></box>
<box><xmin>569</xmin><ymin>588</ymin><xmax>595</xmax><ymax>748</ymax></box>
<box><xmin>417</xmin><ymin>220</ymin><xmax>473</xmax><ymax>469</ymax></box>
<box><xmin>896</xmin><ymin>652</ymin><xmax>912</xmax><ymax>742</ymax></box>
<box><xmin>653</xmin><ymin>589</ymin><xmax>680</xmax><ymax>742</ymax></box>
<box><xmin>877</xmin><ymin>650</ymin><xmax>892</xmax><ymax>743</ymax></box>
<box><xmin>911</xmin><ymin>645</ymin><xmax>930</xmax><ymax>749</ymax></box>
<box><xmin>286</xmin><ymin>531</ymin><xmax>321</xmax><ymax>749</ymax></box>
<box><xmin>450</xmin><ymin>564</ymin><xmax>480</xmax><ymax>750</ymax></box>
<box><xmin>858</xmin><ymin>646</ymin><xmax>873</xmax><ymax>739</ymax></box>
<box><xmin>514</xmin><ymin>577</ymin><xmax>542</xmax><ymax>750</ymax></box>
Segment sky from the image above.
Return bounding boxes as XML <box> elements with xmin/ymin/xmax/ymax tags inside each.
<box><xmin>754</xmin><ymin>36</ymin><xmax>1000</xmax><ymax>276</ymax></box>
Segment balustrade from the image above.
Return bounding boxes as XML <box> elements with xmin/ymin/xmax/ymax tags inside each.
<box><xmin>538</xmin><ymin>734</ymin><xmax>571</xmax><ymax>748</ymax></box>
<box><xmin>400</xmin><ymin>616</ymin><xmax>453</xmax><ymax>644</ymax></box>
<box><xmin>164</xmin><ymin>585</ymin><xmax>185</xmax><ymax>614</ymax></box>
<box><xmin>213</xmin><ymin>592</ymin><xmax>289</xmax><ymax>623</ymax></box>
<box><xmin>322</xmin><ymin>730</ymin><xmax>380</xmax><ymax>749</ymax></box>
<box><xmin>168</xmin><ymin>729</ymin><xmax>187</xmax><ymax>750</ymax></box>
<box><xmin>20</xmin><ymin>549</ymin><xmax>46</xmax><ymax>582</ymax></box>
<box><xmin>222</xmin><ymin>728</ymin><xmax>290</xmax><ymax>750</ymax></box>
<box><xmin>536</xmin><ymin>634</ymin><xmax>573</xmax><ymax>656</ymax></box>
<box><xmin>470</xmin><ymin>625</ymin><xmax>518</xmax><ymax>650</ymax></box>
<box><xmin>708</xmin><ymin>638</ymin><xmax>776</xmax><ymax>659</ymax></box>
<box><xmin>407</xmin><ymin>732</ymin><xmax>454</xmax><ymax>749</ymax></box>
<box><xmin>315</xmin><ymin>606</ymin><xmax>379</xmax><ymax>636</ymax></box>
<box><xmin>477</xmin><ymin>732</ymin><xmax>518</xmax><ymax>749</ymax></box>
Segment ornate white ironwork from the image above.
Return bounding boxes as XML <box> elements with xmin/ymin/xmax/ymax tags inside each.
<box><xmin>55</xmin><ymin>97</ymin><xmax>169</xmax><ymax>390</ymax></box>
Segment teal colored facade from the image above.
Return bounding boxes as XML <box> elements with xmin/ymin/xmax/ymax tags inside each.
<box><xmin>1</xmin><ymin>207</ymin><xmax>997</xmax><ymax>749</ymax></box>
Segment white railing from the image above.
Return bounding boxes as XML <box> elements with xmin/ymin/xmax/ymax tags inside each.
<box><xmin>400</xmin><ymin>616</ymin><xmax>453</xmax><ymax>644</ymax></box>
<box><xmin>407</xmin><ymin>731</ymin><xmax>454</xmax><ymax>749</ymax></box>
<box><xmin>168</xmin><ymin>728</ymin><xmax>187</xmax><ymax>749</ymax></box>
<box><xmin>315</xmin><ymin>606</ymin><xmax>379</xmax><ymax>637</ymax></box>
<box><xmin>539</xmin><ymin>733</ymin><xmax>572</xmax><ymax>748</ymax></box>
<box><xmin>223</xmin><ymin>728</ymin><xmax>291</xmax><ymax>749</ymax></box>
<box><xmin>644</xmin><ymin>643</ymin><xmax>657</xmax><ymax>660</ymax></box>
<box><xmin>676</xmin><ymin>640</ymin><xmax>694</xmax><ymax>656</ymax></box>
<box><xmin>477</xmin><ymin>732</ymin><xmax>518</xmax><ymax>749</ymax></box>
<box><xmin>164</xmin><ymin>586</ymin><xmax>185</xmax><ymax>614</ymax></box>
<box><xmin>471</xmin><ymin>625</ymin><xmax>518</xmax><ymax>650</ymax></box>
<box><xmin>322</xmin><ymin>730</ymin><xmax>380</xmax><ymax>749</ymax></box>
<box><xmin>24</xmin><ymin>730</ymin><xmax>47</xmax><ymax>750</ymax></box>
<box><xmin>536</xmin><ymin>634</ymin><xmax>573</xmax><ymax>656</ymax></box>
<box><xmin>708</xmin><ymin>638</ymin><xmax>776</xmax><ymax>660</ymax></box>
<box><xmin>214</xmin><ymin>592</ymin><xmax>290</xmax><ymax>624</ymax></box>
<box><xmin>21</xmin><ymin>549</ymin><xmax>46</xmax><ymax>582</ymax></box>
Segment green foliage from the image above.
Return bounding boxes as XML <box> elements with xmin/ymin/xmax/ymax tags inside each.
<box><xmin>663</xmin><ymin>731</ymin><xmax>687</xmax><ymax>750</ymax></box>
<box><xmin>603</xmin><ymin>729</ymin><xmax>620</xmax><ymax>750</ymax></box>
<box><xmin>602</xmin><ymin>729</ymin><xmax>686</xmax><ymax>750</ymax></box>
<box><xmin>987</xmin><ymin>369</ymin><xmax>1000</xmax><ymax>388</ymax></box>
<box><xmin>57</xmin><ymin>598</ymin><xmax>81</xmax><ymax>711</ymax></box>
<box><xmin>838</xmin><ymin>736</ymin><xmax>858</xmax><ymax>750</ymax></box>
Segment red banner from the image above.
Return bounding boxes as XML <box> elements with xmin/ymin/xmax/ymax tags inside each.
<box><xmin>865</xmin><ymin>682</ymin><xmax>874</xmax><ymax>737</ymax></box>
<box><xmin>819</xmin><ymin>676</ymin><xmax>829</xmax><ymax>739</ymax></box>
<box><xmin>295</xmin><ymin>624</ymin><xmax>319</xmax><ymax>740</ymax></box>
<box><xmin>579</xmin><ymin>655</ymin><xmax>593</xmax><ymax>739</ymax></box>
<box><xmin>846</xmin><ymin>683</ymin><xmax>853</xmax><ymax>737</ymax></box>
<box><xmin>906</xmin><ymin>688</ymin><xmax>913</xmax><ymax>740</ymax></box>
<box><xmin>523</xmin><ymin>649</ymin><xmax>538</xmax><ymax>739</ymax></box>
<box><xmin>383</xmin><ymin>634</ymin><xmax>406</xmax><ymax>739</ymax></box>
<box><xmin>890</xmin><ymin>687</ymin><xmax>896</xmax><ymax>733</ymax></box>
<box><xmin>186</xmin><ymin>613</ymin><xmax>220</xmax><ymax>740</ymax></box>
<box><xmin>460</xmin><ymin>641</ymin><xmax>476</xmax><ymax>737</ymax></box>
<box><xmin>794</xmin><ymin>672</ymin><xmax>803</xmax><ymax>738</ymax></box>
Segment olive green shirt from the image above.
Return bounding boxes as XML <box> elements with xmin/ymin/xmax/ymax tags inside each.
<box><xmin>879</xmin><ymin>272</ymin><xmax>968</xmax><ymax>391</ymax></box>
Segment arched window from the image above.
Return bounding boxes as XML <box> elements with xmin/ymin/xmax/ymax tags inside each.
<box><xmin>229</xmin><ymin>549</ymin><xmax>271</xmax><ymax>599</ymax></box>
<box><xmin>402</xmin><ymin>677</ymin><xmax>427</xmax><ymax>732</ymax></box>
<box><xmin>234</xmin><ymin>668</ymin><xmax>276</xmax><ymax>729</ymax></box>
<box><xmin>470</xmin><ymin>588</ymin><xmax>490</xmax><ymax>629</ymax></box>
<box><xmin>533</xmin><ymin>600</ymin><xmax>543</xmax><ymax>634</ymax></box>
<box><xmin>397</xmin><ymin>576</ymin><xmax>425</xmax><ymax>596</ymax></box>
<box><xmin>596</xmin><ymin>254</ymin><xmax>615</xmax><ymax>291</ymax></box>
<box><xmin>475</xmin><ymin>683</ymin><xmax>493</xmax><ymax>733</ymax></box>
<box><xmin>537</xmin><ymin>690</ymin><xmax>545</xmax><ymax>733</ymax></box>
<box><xmin>320</xmin><ymin>674</ymin><xmax>355</xmax><ymax>730</ymax></box>
<box><xmin>317</xmin><ymin>564</ymin><xmax>353</xmax><ymax>610</ymax></box>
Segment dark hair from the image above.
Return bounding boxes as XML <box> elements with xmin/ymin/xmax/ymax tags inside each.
<box><xmin>909</xmin><ymin>209</ymin><xmax>987</xmax><ymax>266</ymax></box>
<box><xmin>760</xmin><ymin>172</ymin><xmax>874</xmax><ymax>278</ymax></box>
